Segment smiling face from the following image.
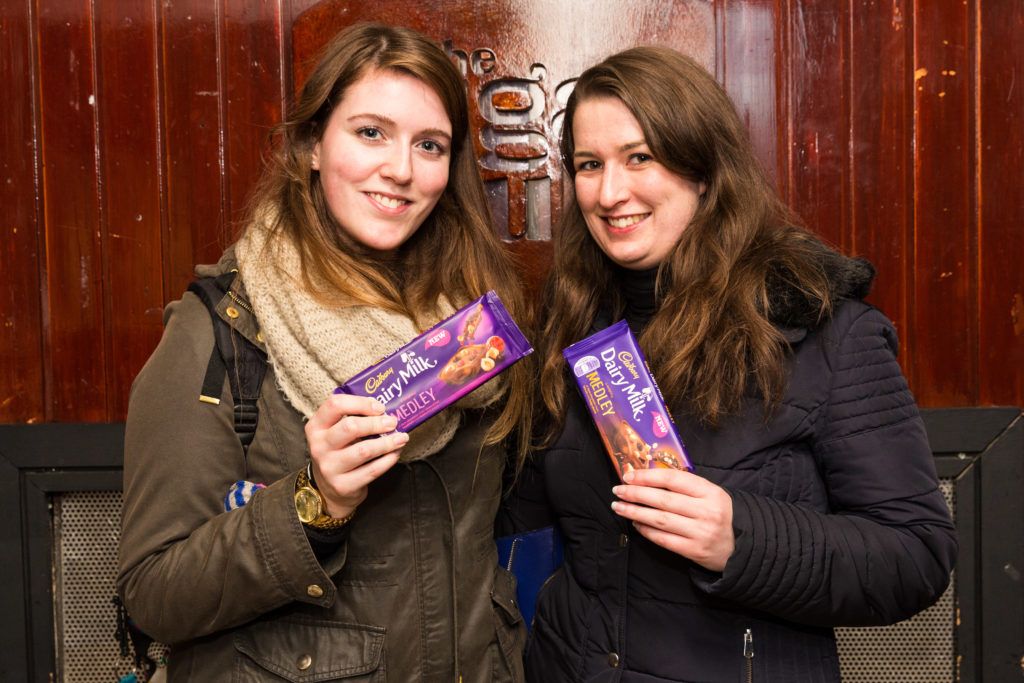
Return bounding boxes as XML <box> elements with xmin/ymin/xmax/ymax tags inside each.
<box><xmin>571</xmin><ymin>96</ymin><xmax>706</xmax><ymax>270</ymax></box>
<box><xmin>311</xmin><ymin>69</ymin><xmax>453</xmax><ymax>253</ymax></box>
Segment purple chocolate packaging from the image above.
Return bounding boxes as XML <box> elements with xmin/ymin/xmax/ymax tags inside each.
<box><xmin>335</xmin><ymin>291</ymin><xmax>532</xmax><ymax>432</ymax></box>
<box><xmin>563</xmin><ymin>320</ymin><xmax>693</xmax><ymax>479</ymax></box>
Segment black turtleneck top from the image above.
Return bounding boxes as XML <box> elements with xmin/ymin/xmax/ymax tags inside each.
<box><xmin>615</xmin><ymin>265</ymin><xmax>660</xmax><ymax>333</ymax></box>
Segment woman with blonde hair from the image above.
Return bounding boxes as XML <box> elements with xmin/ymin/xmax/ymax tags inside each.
<box><xmin>506</xmin><ymin>46</ymin><xmax>956</xmax><ymax>682</ymax></box>
<box><xmin>119</xmin><ymin>23</ymin><xmax>530</xmax><ymax>681</ymax></box>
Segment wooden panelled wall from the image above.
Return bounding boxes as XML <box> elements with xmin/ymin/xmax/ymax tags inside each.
<box><xmin>2</xmin><ymin>0</ymin><xmax>1022</xmax><ymax>424</ymax></box>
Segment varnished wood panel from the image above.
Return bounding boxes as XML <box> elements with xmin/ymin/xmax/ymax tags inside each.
<box><xmin>849</xmin><ymin>0</ymin><xmax>912</xmax><ymax>364</ymax></box>
<box><xmin>912</xmin><ymin>0</ymin><xmax>977</xmax><ymax>405</ymax></box>
<box><xmin>716</xmin><ymin>0</ymin><xmax>779</xmax><ymax>186</ymax></box>
<box><xmin>222</xmin><ymin>3</ymin><xmax>286</xmax><ymax>231</ymax></box>
<box><xmin>1</xmin><ymin>0</ymin><xmax>1022</xmax><ymax>422</ymax></box>
<box><xmin>37</xmin><ymin>1</ymin><xmax>108</xmax><ymax>420</ymax></box>
<box><xmin>780</xmin><ymin>0</ymin><xmax>850</xmax><ymax>251</ymax></box>
<box><xmin>95</xmin><ymin>0</ymin><xmax>166</xmax><ymax>419</ymax></box>
<box><xmin>0</xmin><ymin>0</ymin><xmax>45</xmax><ymax>422</ymax></box>
<box><xmin>978</xmin><ymin>3</ymin><xmax>1024</xmax><ymax>408</ymax></box>
<box><xmin>160</xmin><ymin>1</ymin><xmax>230</xmax><ymax>300</ymax></box>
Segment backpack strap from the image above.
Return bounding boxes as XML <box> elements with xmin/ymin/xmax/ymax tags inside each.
<box><xmin>187</xmin><ymin>272</ymin><xmax>268</xmax><ymax>454</ymax></box>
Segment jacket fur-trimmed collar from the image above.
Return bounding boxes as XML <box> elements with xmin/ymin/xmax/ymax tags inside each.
<box><xmin>766</xmin><ymin>246</ymin><xmax>876</xmax><ymax>333</ymax></box>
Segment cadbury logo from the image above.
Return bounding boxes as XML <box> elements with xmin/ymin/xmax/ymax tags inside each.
<box><xmin>365</xmin><ymin>367</ymin><xmax>395</xmax><ymax>394</ymax></box>
<box><xmin>617</xmin><ymin>351</ymin><xmax>640</xmax><ymax>379</ymax></box>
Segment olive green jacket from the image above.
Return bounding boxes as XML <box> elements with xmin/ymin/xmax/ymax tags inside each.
<box><xmin>117</xmin><ymin>254</ymin><xmax>525</xmax><ymax>681</ymax></box>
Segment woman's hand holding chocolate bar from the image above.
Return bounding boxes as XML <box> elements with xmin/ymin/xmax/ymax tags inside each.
<box><xmin>304</xmin><ymin>394</ymin><xmax>409</xmax><ymax>519</ymax></box>
<box><xmin>610</xmin><ymin>468</ymin><xmax>735</xmax><ymax>572</ymax></box>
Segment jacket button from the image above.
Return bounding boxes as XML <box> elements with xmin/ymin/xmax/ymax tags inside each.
<box><xmin>618</xmin><ymin>533</ymin><xmax>629</xmax><ymax>547</ymax></box>
<box><xmin>306</xmin><ymin>584</ymin><xmax>324</xmax><ymax>598</ymax></box>
<box><xmin>608</xmin><ymin>652</ymin><xmax>620</xmax><ymax>667</ymax></box>
<box><xmin>297</xmin><ymin>654</ymin><xmax>312</xmax><ymax>670</ymax></box>
<box><xmin>256</xmin><ymin>330</ymin><xmax>265</xmax><ymax>343</ymax></box>
<box><xmin>225</xmin><ymin>306</ymin><xmax>240</xmax><ymax>319</ymax></box>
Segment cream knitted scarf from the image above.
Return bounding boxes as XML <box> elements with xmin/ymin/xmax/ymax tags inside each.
<box><xmin>234</xmin><ymin>220</ymin><xmax>502</xmax><ymax>461</ymax></box>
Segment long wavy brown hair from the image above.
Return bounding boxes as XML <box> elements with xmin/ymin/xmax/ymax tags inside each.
<box><xmin>539</xmin><ymin>46</ymin><xmax>840</xmax><ymax>440</ymax></box>
<box><xmin>243</xmin><ymin>23</ymin><xmax>532</xmax><ymax>455</ymax></box>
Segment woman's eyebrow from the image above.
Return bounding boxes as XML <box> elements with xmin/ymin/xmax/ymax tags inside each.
<box><xmin>573</xmin><ymin>140</ymin><xmax>646</xmax><ymax>158</ymax></box>
<box><xmin>347</xmin><ymin>112</ymin><xmax>452</xmax><ymax>142</ymax></box>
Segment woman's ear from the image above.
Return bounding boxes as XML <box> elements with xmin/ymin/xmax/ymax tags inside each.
<box><xmin>699</xmin><ymin>181</ymin><xmax>708</xmax><ymax>197</ymax></box>
<box><xmin>311</xmin><ymin>142</ymin><xmax>321</xmax><ymax>171</ymax></box>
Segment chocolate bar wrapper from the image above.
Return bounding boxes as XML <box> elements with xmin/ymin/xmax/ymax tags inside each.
<box><xmin>563</xmin><ymin>320</ymin><xmax>693</xmax><ymax>479</ymax></box>
<box><xmin>335</xmin><ymin>291</ymin><xmax>532</xmax><ymax>432</ymax></box>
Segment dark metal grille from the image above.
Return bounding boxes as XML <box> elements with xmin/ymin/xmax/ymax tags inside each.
<box><xmin>836</xmin><ymin>478</ymin><xmax>956</xmax><ymax>682</ymax></box>
<box><xmin>53</xmin><ymin>491</ymin><xmax>133</xmax><ymax>681</ymax></box>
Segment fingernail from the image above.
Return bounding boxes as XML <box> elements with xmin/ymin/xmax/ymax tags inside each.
<box><xmin>372</xmin><ymin>401</ymin><xmax>386</xmax><ymax>414</ymax></box>
<box><xmin>610</xmin><ymin>501</ymin><xmax>621</xmax><ymax>512</ymax></box>
<box><xmin>622</xmin><ymin>470</ymin><xmax>635</xmax><ymax>483</ymax></box>
<box><xmin>383</xmin><ymin>415</ymin><xmax>398</xmax><ymax>430</ymax></box>
<box><xmin>395</xmin><ymin>432</ymin><xmax>410</xmax><ymax>445</ymax></box>
<box><xmin>611</xmin><ymin>486</ymin><xmax>622</xmax><ymax>497</ymax></box>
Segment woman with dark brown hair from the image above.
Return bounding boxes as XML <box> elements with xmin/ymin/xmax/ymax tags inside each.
<box><xmin>118</xmin><ymin>23</ymin><xmax>529</xmax><ymax>681</ymax></box>
<box><xmin>506</xmin><ymin>46</ymin><xmax>956</xmax><ymax>682</ymax></box>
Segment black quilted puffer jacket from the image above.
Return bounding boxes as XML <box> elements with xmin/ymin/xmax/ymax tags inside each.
<box><xmin>504</xmin><ymin>261</ymin><xmax>957</xmax><ymax>682</ymax></box>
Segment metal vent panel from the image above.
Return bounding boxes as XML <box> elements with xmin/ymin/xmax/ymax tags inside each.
<box><xmin>52</xmin><ymin>491</ymin><xmax>172</xmax><ymax>682</ymax></box>
<box><xmin>836</xmin><ymin>478</ymin><xmax>956</xmax><ymax>683</ymax></box>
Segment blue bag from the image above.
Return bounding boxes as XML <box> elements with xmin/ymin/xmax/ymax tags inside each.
<box><xmin>496</xmin><ymin>526</ymin><xmax>564</xmax><ymax>630</ymax></box>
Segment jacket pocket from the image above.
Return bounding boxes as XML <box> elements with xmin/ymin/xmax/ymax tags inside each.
<box><xmin>233</xmin><ymin>616</ymin><xmax>385</xmax><ymax>682</ymax></box>
<box><xmin>490</xmin><ymin>566</ymin><xmax>526</xmax><ymax>682</ymax></box>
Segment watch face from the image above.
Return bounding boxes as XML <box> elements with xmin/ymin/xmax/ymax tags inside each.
<box><xmin>294</xmin><ymin>487</ymin><xmax>323</xmax><ymax>524</ymax></box>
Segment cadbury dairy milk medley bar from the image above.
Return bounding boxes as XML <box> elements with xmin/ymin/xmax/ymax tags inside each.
<box><xmin>335</xmin><ymin>291</ymin><xmax>532</xmax><ymax>432</ymax></box>
<box><xmin>563</xmin><ymin>320</ymin><xmax>693</xmax><ymax>479</ymax></box>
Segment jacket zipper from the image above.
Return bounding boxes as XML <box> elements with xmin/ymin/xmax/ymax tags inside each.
<box><xmin>505</xmin><ymin>537</ymin><xmax>520</xmax><ymax>572</ymax></box>
<box><xmin>743</xmin><ymin>628</ymin><xmax>754</xmax><ymax>682</ymax></box>
<box><xmin>226</xmin><ymin>288</ymin><xmax>254</xmax><ymax>315</ymax></box>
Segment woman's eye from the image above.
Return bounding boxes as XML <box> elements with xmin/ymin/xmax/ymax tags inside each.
<box><xmin>629</xmin><ymin>152</ymin><xmax>653</xmax><ymax>165</ymax></box>
<box><xmin>357</xmin><ymin>127</ymin><xmax>382</xmax><ymax>140</ymax></box>
<box><xmin>576</xmin><ymin>160</ymin><xmax>600</xmax><ymax>172</ymax></box>
<box><xmin>419</xmin><ymin>140</ymin><xmax>447</xmax><ymax>155</ymax></box>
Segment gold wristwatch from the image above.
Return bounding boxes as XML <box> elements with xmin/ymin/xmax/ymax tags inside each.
<box><xmin>294</xmin><ymin>463</ymin><xmax>355</xmax><ymax>530</ymax></box>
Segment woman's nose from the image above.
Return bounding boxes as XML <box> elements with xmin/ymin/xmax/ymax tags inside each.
<box><xmin>379</xmin><ymin>144</ymin><xmax>413</xmax><ymax>185</ymax></box>
<box><xmin>598</xmin><ymin>166</ymin><xmax>629</xmax><ymax>208</ymax></box>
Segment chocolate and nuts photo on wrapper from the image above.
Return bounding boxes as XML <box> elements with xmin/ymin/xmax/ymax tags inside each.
<box><xmin>563</xmin><ymin>320</ymin><xmax>693</xmax><ymax>480</ymax></box>
<box><xmin>336</xmin><ymin>291</ymin><xmax>532</xmax><ymax>432</ymax></box>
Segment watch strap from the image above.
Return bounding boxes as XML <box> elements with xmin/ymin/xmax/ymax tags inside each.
<box><xmin>295</xmin><ymin>466</ymin><xmax>355</xmax><ymax>530</ymax></box>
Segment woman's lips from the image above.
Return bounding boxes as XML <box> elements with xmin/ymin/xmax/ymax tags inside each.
<box><xmin>604</xmin><ymin>213</ymin><xmax>650</xmax><ymax>232</ymax></box>
<box><xmin>366</xmin><ymin>191</ymin><xmax>411</xmax><ymax>212</ymax></box>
